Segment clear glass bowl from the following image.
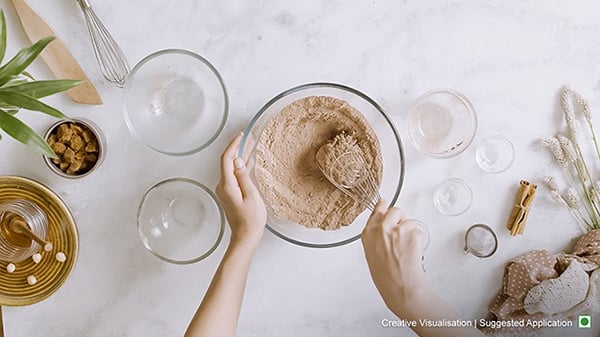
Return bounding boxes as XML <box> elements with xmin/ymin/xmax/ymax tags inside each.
<box><xmin>476</xmin><ymin>135</ymin><xmax>515</xmax><ymax>173</ymax></box>
<box><xmin>137</xmin><ymin>178</ymin><xmax>224</xmax><ymax>264</ymax></box>
<box><xmin>123</xmin><ymin>49</ymin><xmax>228</xmax><ymax>156</ymax></box>
<box><xmin>239</xmin><ymin>82</ymin><xmax>405</xmax><ymax>248</ymax></box>
<box><xmin>407</xmin><ymin>89</ymin><xmax>477</xmax><ymax>158</ymax></box>
<box><xmin>433</xmin><ymin>177</ymin><xmax>472</xmax><ymax>216</ymax></box>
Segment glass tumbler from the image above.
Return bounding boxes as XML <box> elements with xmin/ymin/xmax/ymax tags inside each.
<box><xmin>0</xmin><ymin>199</ymin><xmax>48</xmax><ymax>262</ymax></box>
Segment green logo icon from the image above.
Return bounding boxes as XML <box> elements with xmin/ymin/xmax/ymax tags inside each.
<box><xmin>578</xmin><ymin>315</ymin><xmax>592</xmax><ymax>329</ymax></box>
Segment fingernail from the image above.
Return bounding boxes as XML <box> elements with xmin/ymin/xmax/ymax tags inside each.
<box><xmin>234</xmin><ymin>157</ymin><xmax>245</xmax><ymax>170</ymax></box>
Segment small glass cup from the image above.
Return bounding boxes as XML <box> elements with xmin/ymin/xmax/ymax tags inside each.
<box><xmin>411</xmin><ymin>220</ymin><xmax>431</xmax><ymax>252</ymax></box>
<box><xmin>476</xmin><ymin>135</ymin><xmax>514</xmax><ymax>173</ymax></box>
<box><xmin>0</xmin><ymin>199</ymin><xmax>49</xmax><ymax>262</ymax></box>
<box><xmin>464</xmin><ymin>224</ymin><xmax>498</xmax><ymax>258</ymax></box>
<box><xmin>433</xmin><ymin>178</ymin><xmax>472</xmax><ymax>216</ymax></box>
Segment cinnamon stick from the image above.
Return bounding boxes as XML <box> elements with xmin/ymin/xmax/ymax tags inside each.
<box><xmin>507</xmin><ymin>180</ymin><xmax>537</xmax><ymax>236</ymax></box>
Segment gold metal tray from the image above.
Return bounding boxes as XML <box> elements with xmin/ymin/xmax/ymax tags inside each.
<box><xmin>0</xmin><ymin>176</ymin><xmax>78</xmax><ymax>306</ymax></box>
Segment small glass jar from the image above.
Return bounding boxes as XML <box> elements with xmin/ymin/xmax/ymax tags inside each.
<box><xmin>0</xmin><ymin>199</ymin><xmax>48</xmax><ymax>262</ymax></box>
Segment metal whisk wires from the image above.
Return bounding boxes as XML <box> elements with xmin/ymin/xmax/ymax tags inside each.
<box><xmin>77</xmin><ymin>0</ymin><xmax>130</xmax><ymax>87</ymax></box>
<box><xmin>317</xmin><ymin>148</ymin><xmax>381</xmax><ymax>211</ymax></box>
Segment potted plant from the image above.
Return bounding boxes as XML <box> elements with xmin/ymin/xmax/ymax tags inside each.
<box><xmin>0</xmin><ymin>10</ymin><xmax>80</xmax><ymax>158</ymax></box>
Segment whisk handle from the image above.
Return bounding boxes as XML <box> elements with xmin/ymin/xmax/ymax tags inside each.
<box><xmin>76</xmin><ymin>0</ymin><xmax>92</xmax><ymax>10</ymax></box>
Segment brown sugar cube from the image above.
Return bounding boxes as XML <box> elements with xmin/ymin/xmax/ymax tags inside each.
<box><xmin>51</xmin><ymin>142</ymin><xmax>67</xmax><ymax>155</ymax></box>
<box><xmin>47</xmin><ymin>134</ymin><xmax>57</xmax><ymax>146</ymax></box>
<box><xmin>52</xmin><ymin>158</ymin><xmax>60</xmax><ymax>164</ymax></box>
<box><xmin>85</xmin><ymin>139</ymin><xmax>99</xmax><ymax>153</ymax></box>
<box><xmin>70</xmin><ymin>135</ymin><xmax>84</xmax><ymax>151</ymax></box>
<box><xmin>57</xmin><ymin>124</ymin><xmax>73</xmax><ymax>143</ymax></box>
<box><xmin>82</xmin><ymin>129</ymin><xmax>93</xmax><ymax>143</ymax></box>
<box><xmin>70</xmin><ymin>123</ymin><xmax>83</xmax><ymax>134</ymax></box>
<box><xmin>85</xmin><ymin>153</ymin><xmax>98</xmax><ymax>163</ymax></box>
<box><xmin>59</xmin><ymin>161</ymin><xmax>69</xmax><ymax>171</ymax></box>
<box><xmin>63</xmin><ymin>147</ymin><xmax>75</xmax><ymax>163</ymax></box>
<box><xmin>74</xmin><ymin>150</ymin><xmax>86</xmax><ymax>162</ymax></box>
<box><xmin>66</xmin><ymin>161</ymin><xmax>83</xmax><ymax>175</ymax></box>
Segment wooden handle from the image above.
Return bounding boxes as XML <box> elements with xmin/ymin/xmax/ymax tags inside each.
<box><xmin>10</xmin><ymin>0</ymin><xmax>102</xmax><ymax>105</ymax></box>
<box><xmin>0</xmin><ymin>305</ymin><xmax>4</xmax><ymax>337</ymax></box>
<box><xmin>10</xmin><ymin>219</ymin><xmax>52</xmax><ymax>251</ymax></box>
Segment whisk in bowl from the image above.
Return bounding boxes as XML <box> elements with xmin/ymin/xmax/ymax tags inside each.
<box><xmin>316</xmin><ymin>132</ymin><xmax>381</xmax><ymax>211</ymax></box>
<box><xmin>76</xmin><ymin>0</ymin><xmax>130</xmax><ymax>87</ymax></box>
<box><xmin>317</xmin><ymin>132</ymin><xmax>430</xmax><ymax>254</ymax></box>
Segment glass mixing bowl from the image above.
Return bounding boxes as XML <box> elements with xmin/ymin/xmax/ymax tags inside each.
<box><xmin>123</xmin><ymin>49</ymin><xmax>228</xmax><ymax>156</ymax></box>
<box><xmin>239</xmin><ymin>83</ymin><xmax>405</xmax><ymax>248</ymax></box>
<box><xmin>137</xmin><ymin>178</ymin><xmax>224</xmax><ymax>264</ymax></box>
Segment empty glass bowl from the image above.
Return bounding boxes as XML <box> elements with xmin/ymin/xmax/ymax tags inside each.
<box><xmin>476</xmin><ymin>135</ymin><xmax>515</xmax><ymax>173</ymax></box>
<box><xmin>123</xmin><ymin>49</ymin><xmax>228</xmax><ymax>156</ymax></box>
<box><xmin>407</xmin><ymin>89</ymin><xmax>477</xmax><ymax>158</ymax></box>
<box><xmin>137</xmin><ymin>178</ymin><xmax>224</xmax><ymax>264</ymax></box>
<box><xmin>433</xmin><ymin>178</ymin><xmax>472</xmax><ymax>215</ymax></box>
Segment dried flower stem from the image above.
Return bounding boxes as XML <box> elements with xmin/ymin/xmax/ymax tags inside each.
<box><xmin>550</xmin><ymin>190</ymin><xmax>593</xmax><ymax>231</ymax></box>
<box><xmin>568</xmin><ymin>144</ymin><xmax>600</xmax><ymax>223</ymax></box>
<box><xmin>543</xmin><ymin>87</ymin><xmax>600</xmax><ymax>232</ymax></box>
<box><xmin>544</xmin><ymin>136</ymin><xmax>600</xmax><ymax>225</ymax></box>
<box><xmin>572</xmin><ymin>88</ymin><xmax>600</xmax><ymax>160</ymax></box>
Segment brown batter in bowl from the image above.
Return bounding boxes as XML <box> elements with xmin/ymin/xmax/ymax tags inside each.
<box><xmin>254</xmin><ymin>96</ymin><xmax>383</xmax><ymax>230</ymax></box>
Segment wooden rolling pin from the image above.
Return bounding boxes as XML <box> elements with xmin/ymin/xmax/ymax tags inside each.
<box><xmin>10</xmin><ymin>0</ymin><xmax>102</xmax><ymax>105</ymax></box>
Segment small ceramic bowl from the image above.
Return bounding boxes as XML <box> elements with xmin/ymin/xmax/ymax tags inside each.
<box><xmin>43</xmin><ymin>119</ymin><xmax>105</xmax><ymax>179</ymax></box>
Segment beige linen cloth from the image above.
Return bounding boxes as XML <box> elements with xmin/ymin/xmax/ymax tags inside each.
<box><xmin>486</xmin><ymin>230</ymin><xmax>600</xmax><ymax>335</ymax></box>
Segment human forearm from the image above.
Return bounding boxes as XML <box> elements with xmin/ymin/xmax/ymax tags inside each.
<box><xmin>390</xmin><ymin>285</ymin><xmax>485</xmax><ymax>337</ymax></box>
<box><xmin>362</xmin><ymin>207</ymin><xmax>484</xmax><ymax>337</ymax></box>
<box><xmin>184</xmin><ymin>241</ymin><xmax>256</xmax><ymax>337</ymax></box>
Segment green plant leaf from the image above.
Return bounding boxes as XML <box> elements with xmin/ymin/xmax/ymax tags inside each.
<box><xmin>0</xmin><ymin>104</ymin><xmax>19</xmax><ymax>112</ymax></box>
<box><xmin>0</xmin><ymin>36</ymin><xmax>54</xmax><ymax>86</ymax></box>
<box><xmin>0</xmin><ymin>11</ymin><xmax>6</xmax><ymax>64</ymax></box>
<box><xmin>1</xmin><ymin>75</ymin><xmax>30</xmax><ymax>88</ymax></box>
<box><xmin>0</xmin><ymin>91</ymin><xmax>68</xmax><ymax>119</ymax></box>
<box><xmin>0</xmin><ymin>109</ymin><xmax>56</xmax><ymax>158</ymax></box>
<box><xmin>21</xmin><ymin>71</ymin><xmax>34</xmax><ymax>81</ymax></box>
<box><xmin>2</xmin><ymin>79</ymin><xmax>82</xmax><ymax>98</ymax></box>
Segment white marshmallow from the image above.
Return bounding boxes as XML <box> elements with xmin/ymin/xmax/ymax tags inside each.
<box><xmin>6</xmin><ymin>263</ymin><xmax>15</xmax><ymax>273</ymax></box>
<box><xmin>32</xmin><ymin>253</ymin><xmax>42</xmax><ymax>264</ymax></box>
<box><xmin>55</xmin><ymin>252</ymin><xmax>66</xmax><ymax>263</ymax></box>
<box><xmin>27</xmin><ymin>275</ymin><xmax>37</xmax><ymax>285</ymax></box>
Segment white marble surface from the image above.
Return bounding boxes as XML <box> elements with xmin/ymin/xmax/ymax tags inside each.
<box><xmin>1</xmin><ymin>0</ymin><xmax>600</xmax><ymax>336</ymax></box>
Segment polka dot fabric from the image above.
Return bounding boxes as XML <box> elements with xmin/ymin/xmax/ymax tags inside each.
<box><xmin>487</xmin><ymin>230</ymin><xmax>600</xmax><ymax>332</ymax></box>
